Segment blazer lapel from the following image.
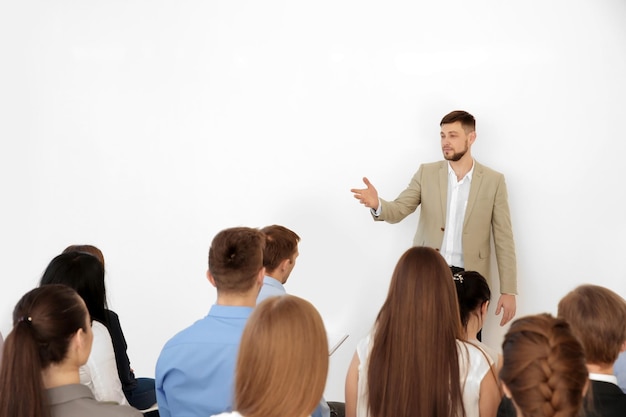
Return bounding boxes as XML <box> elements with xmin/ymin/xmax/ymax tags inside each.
<box><xmin>438</xmin><ymin>161</ymin><xmax>448</xmax><ymax>224</ymax></box>
<box><xmin>464</xmin><ymin>160</ymin><xmax>482</xmax><ymax>228</ymax></box>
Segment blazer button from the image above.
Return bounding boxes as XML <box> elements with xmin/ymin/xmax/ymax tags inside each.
<box><xmin>440</xmin><ymin>227</ymin><xmax>445</xmax><ymax>231</ymax></box>
<box><xmin>435</xmin><ymin>248</ymin><xmax>440</xmax><ymax>251</ymax></box>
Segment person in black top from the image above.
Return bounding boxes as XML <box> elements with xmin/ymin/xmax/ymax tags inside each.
<box><xmin>63</xmin><ymin>244</ymin><xmax>158</xmax><ymax>414</ymax></box>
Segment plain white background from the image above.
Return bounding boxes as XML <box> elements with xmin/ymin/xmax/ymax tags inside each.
<box><xmin>1</xmin><ymin>0</ymin><xmax>625</xmax><ymax>403</ymax></box>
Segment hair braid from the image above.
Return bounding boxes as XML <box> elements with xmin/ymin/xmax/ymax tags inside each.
<box><xmin>500</xmin><ymin>314</ymin><xmax>587</xmax><ymax>417</ymax></box>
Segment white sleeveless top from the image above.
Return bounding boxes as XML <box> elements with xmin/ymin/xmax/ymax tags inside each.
<box><xmin>355</xmin><ymin>334</ymin><xmax>493</xmax><ymax>417</ymax></box>
<box><xmin>79</xmin><ymin>321</ymin><xmax>128</xmax><ymax>405</ymax></box>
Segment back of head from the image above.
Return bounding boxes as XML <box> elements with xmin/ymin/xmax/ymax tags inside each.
<box><xmin>557</xmin><ymin>284</ymin><xmax>626</xmax><ymax>366</ymax></box>
<box><xmin>234</xmin><ymin>295</ymin><xmax>328</xmax><ymax>417</ymax></box>
<box><xmin>0</xmin><ymin>284</ymin><xmax>88</xmax><ymax>417</ymax></box>
<box><xmin>208</xmin><ymin>227</ymin><xmax>266</xmax><ymax>293</ymax></box>
<box><xmin>63</xmin><ymin>244</ymin><xmax>105</xmax><ymax>267</ymax></box>
<box><xmin>261</xmin><ymin>225</ymin><xmax>300</xmax><ymax>273</ymax></box>
<box><xmin>40</xmin><ymin>251</ymin><xmax>107</xmax><ymax>323</ymax></box>
<box><xmin>453</xmin><ymin>270</ymin><xmax>491</xmax><ymax>329</ymax></box>
<box><xmin>440</xmin><ymin>110</ymin><xmax>476</xmax><ymax>133</ymax></box>
<box><xmin>499</xmin><ymin>314</ymin><xmax>588</xmax><ymax>417</ymax></box>
<box><xmin>368</xmin><ymin>246</ymin><xmax>464</xmax><ymax>417</ymax></box>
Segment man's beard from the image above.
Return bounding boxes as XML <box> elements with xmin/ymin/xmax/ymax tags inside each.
<box><xmin>444</xmin><ymin>147</ymin><xmax>467</xmax><ymax>162</ymax></box>
<box><xmin>444</xmin><ymin>140</ymin><xmax>469</xmax><ymax>162</ymax></box>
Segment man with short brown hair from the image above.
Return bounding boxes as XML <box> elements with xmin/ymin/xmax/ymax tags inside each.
<box><xmin>557</xmin><ymin>284</ymin><xmax>626</xmax><ymax>416</ymax></box>
<box><xmin>156</xmin><ymin>227</ymin><xmax>266</xmax><ymax>417</ymax></box>
<box><xmin>257</xmin><ymin>224</ymin><xmax>300</xmax><ymax>303</ymax></box>
<box><xmin>351</xmin><ymin>110</ymin><xmax>518</xmax><ymax>326</ymax></box>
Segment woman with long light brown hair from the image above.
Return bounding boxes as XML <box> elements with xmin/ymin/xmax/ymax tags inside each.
<box><xmin>211</xmin><ymin>294</ymin><xmax>329</xmax><ymax>417</ymax></box>
<box><xmin>345</xmin><ymin>246</ymin><xmax>500</xmax><ymax>417</ymax></box>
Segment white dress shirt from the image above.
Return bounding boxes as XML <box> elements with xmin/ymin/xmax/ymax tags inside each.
<box><xmin>79</xmin><ymin>320</ymin><xmax>129</xmax><ymax>405</ymax></box>
<box><xmin>441</xmin><ymin>161</ymin><xmax>474</xmax><ymax>267</ymax></box>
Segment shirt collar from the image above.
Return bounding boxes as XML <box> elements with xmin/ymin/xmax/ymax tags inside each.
<box><xmin>263</xmin><ymin>276</ymin><xmax>285</xmax><ymax>289</ymax></box>
<box><xmin>208</xmin><ymin>304</ymin><xmax>254</xmax><ymax>319</ymax></box>
<box><xmin>588</xmin><ymin>372</ymin><xmax>619</xmax><ymax>385</ymax></box>
<box><xmin>447</xmin><ymin>160</ymin><xmax>475</xmax><ymax>182</ymax></box>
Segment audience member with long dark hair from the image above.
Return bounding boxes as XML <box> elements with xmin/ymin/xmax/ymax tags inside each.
<box><xmin>211</xmin><ymin>295</ymin><xmax>329</xmax><ymax>417</ymax></box>
<box><xmin>345</xmin><ymin>246</ymin><xmax>500</xmax><ymax>417</ymax></box>
<box><xmin>63</xmin><ymin>244</ymin><xmax>158</xmax><ymax>412</ymax></box>
<box><xmin>499</xmin><ymin>314</ymin><xmax>588</xmax><ymax>417</ymax></box>
<box><xmin>0</xmin><ymin>284</ymin><xmax>141</xmax><ymax>417</ymax></box>
<box><xmin>454</xmin><ymin>270</ymin><xmax>503</xmax><ymax>372</ymax></box>
<box><xmin>39</xmin><ymin>251</ymin><xmax>129</xmax><ymax>406</ymax></box>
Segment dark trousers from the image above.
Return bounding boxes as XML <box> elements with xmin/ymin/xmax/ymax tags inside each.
<box><xmin>125</xmin><ymin>377</ymin><xmax>158</xmax><ymax>415</ymax></box>
<box><xmin>329</xmin><ymin>402</ymin><xmax>345</xmax><ymax>417</ymax></box>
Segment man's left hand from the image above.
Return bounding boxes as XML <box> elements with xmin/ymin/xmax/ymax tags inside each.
<box><xmin>495</xmin><ymin>294</ymin><xmax>516</xmax><ymax>326</ymax></box>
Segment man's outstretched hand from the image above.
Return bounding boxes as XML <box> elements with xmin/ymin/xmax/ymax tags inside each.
<box><xmin>351</xmin><ymin>177</ymin><xmax>379</xmax><ymax>210</ymax></box>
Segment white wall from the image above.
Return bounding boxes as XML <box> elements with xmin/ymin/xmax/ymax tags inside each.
<box><xmin>1</xmin><ymin>0</ymin><xmax>625</xmax><ymax>403</ymax></box>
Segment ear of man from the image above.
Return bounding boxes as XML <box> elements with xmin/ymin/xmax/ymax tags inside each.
<box><xmin>256</xmin><ymin>267</ymin><xmax>266</xmax><ymax>287</ymax></box>
<box><xmin>206</xmin><ymin>270</ymin><xmax>217</xmax><ymax>288</ymax></box>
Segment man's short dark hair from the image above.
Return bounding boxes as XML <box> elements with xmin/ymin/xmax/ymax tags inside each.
<box><xmin>208</xmin><ymin>227</ymin><xmax>266</xmax><ymax>293</ymax></box>
<box><xmin>261</xmin><ymin>225</ymin><xmax>300</xmax><ymax>272</ymax></box>
<box><xmin>440</xmin><ymin>110</ymin><xmax>476</xmax><ymax>133</ymax></box>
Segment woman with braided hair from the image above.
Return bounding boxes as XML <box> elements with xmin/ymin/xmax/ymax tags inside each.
<box><xmin>499</xmin><ymin>314</ymin><xmax>588</xmax><ymax>417</ymax></box>
<box><xmin>0</xmin><ymin>284</ymin><xmax>141</xmax><ymax>417</ymax></box>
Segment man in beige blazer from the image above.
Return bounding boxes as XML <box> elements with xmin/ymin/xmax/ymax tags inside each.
<box><xmin>351</xmin><ymin>110</ymin><xmax>517</xmax><ymax>326</ymax></box>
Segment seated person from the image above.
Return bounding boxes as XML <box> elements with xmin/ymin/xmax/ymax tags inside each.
<box><xmin>256</xmin><ymin>224</ymin><xmax>300</xmax><ymax>303</ymax></box>
<box><xmin>211</xmin><ymin>295</ymin><xmax>328</xmax><ymax>417</ymax></box>
<box><xmin>156</xmin><ymin>227</ymin><xmax>266</xmax><ymax>417</ymax></box>
<box><xmin>499</xmin><ymin>313</ymin><xmax>588</xmax><ymax>417</ymax></box>
<box><xmin>40</xmin><ymin>252</ymin><xmax>128</xmax><ymax>406</ymax></box>
<box><xmin>453</xmin><ymin>270</ymin><xmax>503</xmax><ymax>372</ymax></box>
<box><xmin>256</xmin><ymin>224</ymin><xmax>336</xmax><ymax>417</ymax></box>
<box><xmin>63</xmin><ymin>244</ymin><xmax>158</xmax><ymax>412</ymax></box>
<box><xmin>345</xmin><ymin>246</ymin><xmax>500</xmax><ymax>417</ymax></box>
<box><xmin>558</xmin><ymin>284</ymin><xmax>626</xmax><ymax>416</ymax></box>
<box><xmin>0</xmin><ymin>284</ymin><xmax>141</xmax><ymax>417</ymax></box>
<box><xmin>499</xmin><ymin>284</ymin><xmax>626</xmax><ymax>417</ymax></box>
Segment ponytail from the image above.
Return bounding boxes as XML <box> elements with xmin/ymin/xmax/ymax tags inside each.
<box><xmin>0</xmin><ymin>285</ymin><xmax>88</xmax><ymax>417</ymax></box>
<box><xmin>0</xmin><ymin>320</ymin><xmax>49</xmax><ymax>417</ymax></box>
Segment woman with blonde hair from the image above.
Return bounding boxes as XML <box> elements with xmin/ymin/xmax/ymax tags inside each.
<box><xmin>0</xmin><ymin>284</ymin><xmax>141</xmax><ymax>417</ymax></box>
<box><xmin>345</xmin><ymin>246</ymin><xmax>500</xmax><ymax>417</ymax></box>
<box><xmin>212</xmin><ymin>294</ymin><xmax>329</xmax><ymax>417</ymax></box>
<box><xmin>499</xmin><ymin>314</ymin><xmax>588</xmax><ymax>417</ymax></box>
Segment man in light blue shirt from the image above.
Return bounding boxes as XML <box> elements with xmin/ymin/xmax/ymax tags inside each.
<box><xmin>256</xmin><ymin>225</ymin><xmax>334</xmax><ymax>417</ymax></box>
<box><xmin>155</xmin><ymin>227</ymin><xmax>266</xmax><ymax>417</ymax></box>
<box><xmin>257</xmin><ymin>225</ymin><xmax>300</xmax><ymax>303</ymax></box>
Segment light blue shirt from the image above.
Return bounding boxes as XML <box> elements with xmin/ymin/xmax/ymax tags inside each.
<box><xmin>256</xmin><ymin>276</ymin><xmax>287</xmax><ymax>304</ymax></box>
<box><xmin>614</xmin><ymin>351</ymin><xmax>626</xmax><ymax>393</ymax></box>
<box><xmin>155</xmin><ymin>305</ymin><xmax>253</xmax><ymax>417</ymax></box>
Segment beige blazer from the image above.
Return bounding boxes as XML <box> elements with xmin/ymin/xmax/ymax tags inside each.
<box><xmin>377</xmin><ymin>160</ymin><xmax>517</xmax><ymax>294</ymax></box>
